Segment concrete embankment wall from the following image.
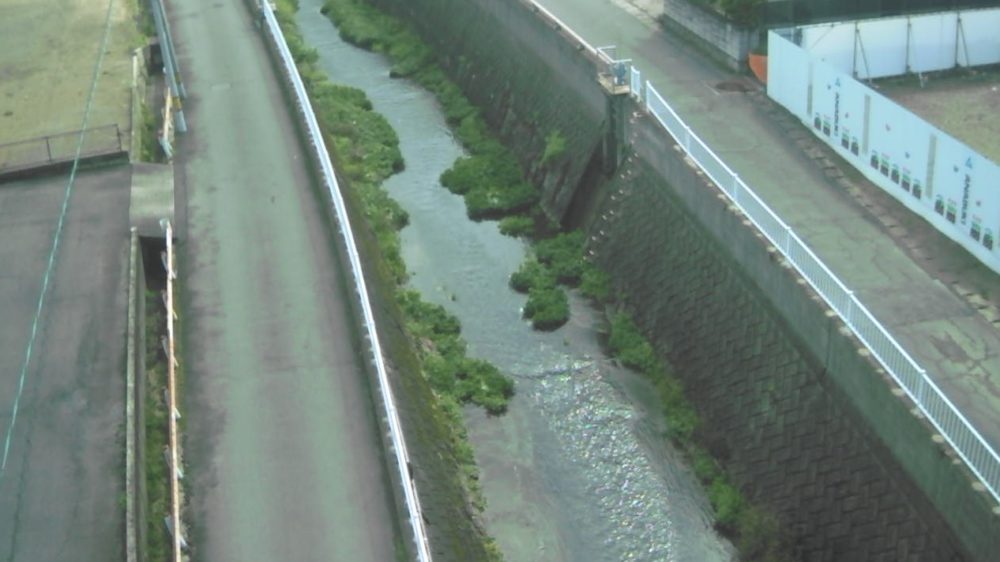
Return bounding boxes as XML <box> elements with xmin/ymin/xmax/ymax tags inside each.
<box><xmin>373</xmin><ymin>0</ymin><xmax>1000</xmax><ymax>559</ymax></box>
<box><xmin>372</xmin><ymin>0</ymin><xmax>607</xmax><ymax>220</ymax></box>
<box><xmin>592</xmin><ymin>135</ymin><xmax>975</xmax><ymax>560</ymax></box>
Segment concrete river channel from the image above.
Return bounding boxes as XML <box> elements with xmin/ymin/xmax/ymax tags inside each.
<box><xmin>298</xmin><ymin>2</ymin><xmax>735</xmax><ymax>560</ymax></box>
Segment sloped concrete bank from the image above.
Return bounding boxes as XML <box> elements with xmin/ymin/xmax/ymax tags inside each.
<box><xmin>371</xmin><ymin>0</ymin><xmax>998</xmax><ymax>559</ymax></box>
<box><xmin>369</xmin><ymin>0</ymin><xmax>607</xmax><ymax>222</ymax></box>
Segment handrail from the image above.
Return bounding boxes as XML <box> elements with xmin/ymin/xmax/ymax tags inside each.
<box><xmin>642</xmin><ymin>77</ymin><xmax>1000</xmax><ymax>505</ymax></box>
<box><xmin>0</xmin><ymin>124</ymin><xmax>122</xmax><ymax>172</ymax></box>
<box><xmin>258</xmin><ymin>5</ymin><xmax>433</xmax><ymax>561</ymax></box>
<box><xmin>164</xmin><ymin>220</ymin><xmax>183</xmax><ymax>562</ymax></box>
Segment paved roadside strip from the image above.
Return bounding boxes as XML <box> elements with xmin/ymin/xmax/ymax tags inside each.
<box><xmin>167</xmin><ymin>0</ymin><xmax>402</xmax><ymax>559</ymax></box>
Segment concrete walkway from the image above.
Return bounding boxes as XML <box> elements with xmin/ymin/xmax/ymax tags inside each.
<box><xmin>167</xmin><ymin>0</ymin><xmax>399</xmax><ymax>560</ymax></box>
<box><xmin>538</xmin><ymin>0</ymin><xmax>1000</xmax><ymax>455</ymax></box>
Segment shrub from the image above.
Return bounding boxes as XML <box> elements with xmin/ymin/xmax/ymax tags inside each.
<box><xmin>499</xmin><ymin>215</ymin><xmax>534</xmax><ymax>237</ymax></box>
<box><xmin>509</xmin><ymin>259</ymin><xmax>551</xmax><ymax>293</ymax></box>
<box><xmin>534</xmin><ymin>231</ymin><xmax>586</xmax><ymax>285</ymax></box>
<box><xmin>709</xmin><ymin>477</ymin><xmax>745</xmax><ymax>532</ymax></box>
<box><xmin>523</xmin><ymin>285</ymin><xmax>569</xmax><ymax>330</ymax></box>
<box><xmin>608</xmin><ymin>313</ymin><xmax>661</xmax><ymax>373</ymax></box>
<box><xmin>580</xmin><ymin>265</ymin><xmax>611</xmax><ymax>301</ymax></box>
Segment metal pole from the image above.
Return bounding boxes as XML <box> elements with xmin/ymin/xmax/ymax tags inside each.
<box><xmin>148</xmin><ymin>0</ymin><xmax>187</xmax><ymax>132</ymax></box>
<box><xmin>152</xmin><ymin>0</ymin><xmax>186</xmax><ymax>98</ymax></box>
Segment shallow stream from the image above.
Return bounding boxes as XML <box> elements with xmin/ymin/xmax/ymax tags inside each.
<box><xmin>297</xmin><ymin>3</ymin><xmax>736</xmax><ymax>560</ymax></box>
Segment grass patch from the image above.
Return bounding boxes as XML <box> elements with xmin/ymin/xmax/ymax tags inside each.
<box><xmin>523</xmin><ymin>284</ymin><xmax>569</xmax><ymax>331</ymax></box>
<box><xmin>498</xmin><ymin>215</ymin><xmax>535</xmax><ymax>237</ymax></box>
<box><xmin>139</xmin><ymin>103</ymin><xmax>162</xmax><ymax>163</ymax></box>
<box><xmin>272</xmin><ymin>2</ymin><xmax>508</xmax><ymax>557</ymax></box>
<box><xmin>398</xmin><ymin>290</ymin><xmax>515</xmax><ymax>414</ymax></box>
<box><xmin>507</xmin><ymin>230</ymin><xmax>611</xmax><ymax>330</ymax></box>
<box><xmin>143</xmin><ymin>289</ymin><xmax>170</xmax><ymax>562</ymax></box>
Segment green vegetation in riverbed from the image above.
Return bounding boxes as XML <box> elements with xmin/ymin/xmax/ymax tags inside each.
<box><xmin>498</xmin><ymin>215</ymin><xmax>535</xmax><ymax>237</ymax></box>
<box><xmin>507</xmin><ymin>231</ymin><xmax>608</xmax><ymax>329</ymax></box>
<box><xmin>324</xmin><ymin>0</ymin><xmax>541</xmax><ymax>221</ymax></box>
<box><xmin>607</xmin><ymin>313</ymin><xmax>791</xmax><ymax>561</ymax></box>
<box><xmin>280</xmin><ymin>0</ymin><xmax>512</xmax><ymax>413</ymax></box>
<box><xmin>277</xmin><ymin>0</ymin><xmax>409</xmax><ymax>283</ymax></box>
<box><xmin>398</xmin><ymin>290</ymin><xmax>514</xmax><ymax>414</ymax></box>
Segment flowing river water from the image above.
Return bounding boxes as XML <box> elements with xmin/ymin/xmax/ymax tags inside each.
<box><xmin>297</xmin><ymin>3</ymin><xmax>736</xmax><ymax>560</ymax></box>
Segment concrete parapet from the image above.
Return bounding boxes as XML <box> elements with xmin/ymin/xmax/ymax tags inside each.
<box><xmin>659</xmin><ymin>0</ymin><xmax>753</xmax><ymax>71</ymax></box>
<box><xmin>125</xmin><ymin>229</ymin><xmax>149</xmax><ymax>562</ymax></box>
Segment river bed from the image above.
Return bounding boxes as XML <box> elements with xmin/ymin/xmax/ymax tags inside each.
<box><xmin>296</xmin><ymin>2</ymin><xmax>735</xmax><ymax>560</ymax></box>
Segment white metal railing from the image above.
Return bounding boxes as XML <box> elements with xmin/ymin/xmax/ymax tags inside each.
<box><xmin>629</xmin><ymin>66</ymin><xmax>642</xmax><ymax>102</ymax></box>
<box><xmin>163</xmin><ymin>220</ymin><xmax>183</xmax><ymax>562</ymax></box>
<box><xmin>643</xmin><ymin>78</ymin><xmax>1000</xmax><ymax>505</ymax></box>
<box><xmin>259</xmin><ymin>5</ymin><xmax>433</xmax><ymax>561</ymax></box>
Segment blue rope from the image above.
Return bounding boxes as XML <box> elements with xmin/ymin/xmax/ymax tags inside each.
<box><xmin>1</xmin><ymin>0</ymin><xmax>118</xmax><ymax>479</ymax></box>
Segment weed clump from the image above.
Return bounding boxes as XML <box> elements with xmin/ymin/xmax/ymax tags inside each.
<box><xmin>398</xmin><ymin>291</ymin><xmax>514</xmax><ymax>414</ymax></box>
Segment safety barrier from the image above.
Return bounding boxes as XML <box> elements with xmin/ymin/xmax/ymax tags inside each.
<box><xmin>0</xmin><ymin>124</ymin><xmax>123</xmax><ymax>174</ymax></box>
<box><xmin>258</xmin><ymin>4</ymin><xmax>433</xmax><ymax>561</ymax></box>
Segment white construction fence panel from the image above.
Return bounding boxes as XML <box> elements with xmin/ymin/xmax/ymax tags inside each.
<box><xmin>856</xmin><ymin>18</ymin><xmax>909</xmax><ymax>78</ymax></box>
<box><xmin>791</xmin><ymin>8</ymin><xmax>1000</xmax><ymax>79</ymax></box>
<box><xmin>766</xmin><ymin>33</ymin><xmax>810</xmax><ymax>120</ymax></box>
<box><xmin>960</xmin><ymin>9</ymin><xmax>1000</xmax><ymax>67</ymax></box>
<box><xmin>908</xmin><ymin>12</ymin><xmax>959</xmax><ymax>73</ymax></box>
<box><xmin>768</xmin><ymin>31</ymin><xmax>1000</xmax><ymax>273</ymax></box>
<box><xmin>799</xmin><ymin>23</ymin><xmax>855</xmax><ymax>73</ymax></box>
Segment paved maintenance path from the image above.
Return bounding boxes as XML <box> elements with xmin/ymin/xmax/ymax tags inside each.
<box><xmin>168</xmin><ymin>1</ymin><xmax>399</xmax><ymax>560</ymax></box>
<box><xmin>0</xmin><ymin>167</ymin><xmax>130</xmax><ymax>562</ymax></box>
<box><xmin>539</xmin><ymin>0</ymin><xmax>1000</xmax><ymax>451</ymax></box>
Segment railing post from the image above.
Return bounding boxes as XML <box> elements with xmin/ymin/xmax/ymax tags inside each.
<box><xmin>845</xmin><ymin>290</ymin><xmax>854</xmax><ymax>326</ymax></box>
<box><xmin>731</xmin><ymin>172</ymin><xmax>740</xmax><ymax>202</ymax></box>
<box><xmin>784</xmin><ymin>225</ymin><xmax>792</xmax><ymax>255</ymax></box>
<box><xmin>917</xmin><ymin>368</ymin><xmax>927</xmax><ymax>404</ymax></box>
<box><xmin>45</xmin><ymin>137</ymin><xmax>52</xmax><ymax>163</ymax></box>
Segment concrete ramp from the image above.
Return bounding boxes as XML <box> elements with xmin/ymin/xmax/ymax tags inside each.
<box><xmin>129</xmin><ymin>162</ymin><xmax>175</xmax><ymax>237</ymax></box>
